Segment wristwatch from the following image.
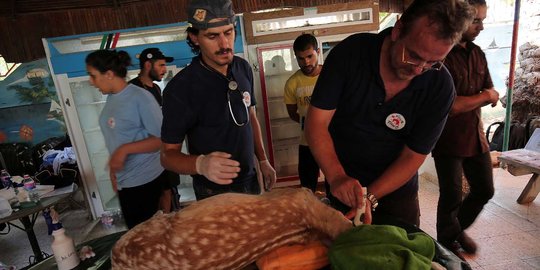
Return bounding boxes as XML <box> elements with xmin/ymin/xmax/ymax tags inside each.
<box><xmin>366</xmin><ymin>192</ymin><xmax>379</xmax><ymax>211</ymax></box>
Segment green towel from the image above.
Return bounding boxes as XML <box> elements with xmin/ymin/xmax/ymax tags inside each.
<box><xmin>329</xmin><ymin>225</ymin><xmax>435</xmax><ymax>270</ymax></box>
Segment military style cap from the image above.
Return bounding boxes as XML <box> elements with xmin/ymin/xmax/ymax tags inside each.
<box><xmin>187</xmin><ymin>0</ymin><xmax>235</xmax><ymax>30</ymax></box>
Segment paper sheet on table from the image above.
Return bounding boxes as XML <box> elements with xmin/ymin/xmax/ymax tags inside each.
<box><xmin>40</xmin><ymin>183</ymin><xmax>76</xmax><ymax>198</ymax></box>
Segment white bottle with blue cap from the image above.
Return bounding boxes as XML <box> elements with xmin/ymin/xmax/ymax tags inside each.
<box><xmin>51</xmin><ymin>220</ymin><xmax>80</xmax><ymax>269</ymax></box>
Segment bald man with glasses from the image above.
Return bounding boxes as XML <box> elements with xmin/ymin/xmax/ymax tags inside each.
<box><xmin>305</xmin><ymin>0</ymin><xmax>475</xmax><ymax>226</ymax></box>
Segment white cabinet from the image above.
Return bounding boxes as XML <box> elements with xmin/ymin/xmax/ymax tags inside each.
<box><xmin>257</xmin><ymin>45</ymin><xmax>302</xmax><ymax>181</ymax></box>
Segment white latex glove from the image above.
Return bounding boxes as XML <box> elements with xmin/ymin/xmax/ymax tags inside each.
<box><xmin>195</xmin><ymin>152</ymin><xmax>240</xmax><ymax>185</ymax></box>
<box><xmin>259</xmin><ymin>160</ymin><xmax>276</xmax><ymax>191</ymax></box>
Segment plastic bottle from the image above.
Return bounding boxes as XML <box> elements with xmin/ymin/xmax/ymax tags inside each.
<box><xmin>23</xmin><ymin>174</ymin><xmax>39</xmax><ymax>203</ymax></box>
<box><xmin>22</xmin><ymin>174</ymin><xmax>36</xmax><ymax>190</ymax></box>
<box><xmin>0</xmin><ymin>169</ymin><xmax>12</xmax><ymax>189</ymax></box>
<box><xmin>100</xmin><ymin>211</ymin><xmax>114</xmax><ymax>228</ymax></box>
<box><xmin>51</xmin><ymin>222</ymin><xmax>80</xmax><ymax>270</ymax></box>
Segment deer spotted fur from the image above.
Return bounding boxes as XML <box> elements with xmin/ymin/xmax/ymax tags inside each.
<box><xmin>112</xmin><ymin>188</ymin><xmax>352</xmax><ymax>269</ymax></box>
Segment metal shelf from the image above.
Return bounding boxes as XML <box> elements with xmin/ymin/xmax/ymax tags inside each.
<box><xmin>270</xmin><ymin>117</ymin><xmax>296</xmax><ymax>126</ymax></box>
<box><xmin>77</xmin><ymin>101</ymin><xmax>106</xmax><ymax>106</ymax></box>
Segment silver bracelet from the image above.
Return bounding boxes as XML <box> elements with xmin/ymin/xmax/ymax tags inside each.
<box><xmin>366</xmin><ymin>192</ymin><xmax>379</xmax><ymax>211</ymax></box>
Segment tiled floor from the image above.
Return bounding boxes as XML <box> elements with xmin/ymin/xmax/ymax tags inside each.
<box><xmin>419</xmin><ymin>168</ymin><xmax>540</xmax><ymax>269</ymax></box>
<box><xmin>1</xmin><ymin>167</ymin><xmax>539</xmax><ymax>269</ymax></box>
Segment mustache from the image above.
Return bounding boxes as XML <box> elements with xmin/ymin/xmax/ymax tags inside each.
<box><xmin>215</xmin><ymin>48</ymin><xmax>233</xmax><ymax>55</ymax></box>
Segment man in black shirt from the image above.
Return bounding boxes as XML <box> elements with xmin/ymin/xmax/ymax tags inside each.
<box><xmin>130</xmin><ymin>48</ymin><xmax>180</xmax><ymax>212</ymax></box>
<box><xmin>306</xmin><ymin>0</ymin><xmax>475</xmax><ymax>226</ymax></box>
<box><xmin>129</xmin><ymin>48</ymin><xmax>173</xmax><ymax>106</ymax></box>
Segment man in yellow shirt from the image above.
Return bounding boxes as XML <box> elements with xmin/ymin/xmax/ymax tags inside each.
<box><xmin>284</xmin><ymin>34</ymin><xmax>322</xmax><ymax>192</ymax></box>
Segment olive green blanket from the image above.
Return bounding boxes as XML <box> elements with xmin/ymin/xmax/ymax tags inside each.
<box><xmin>329</xmin><ymin>225</ymin><xmax>435</xmax><ymax>270</ymax></box>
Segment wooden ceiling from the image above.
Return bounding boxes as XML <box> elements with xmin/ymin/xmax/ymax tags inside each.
<box><xmin>0</xmin><ymin>0</ymin><xmax>405</xmax><ymax>63</ymax></box>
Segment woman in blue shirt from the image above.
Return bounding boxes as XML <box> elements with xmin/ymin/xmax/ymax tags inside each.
<box><xmin>86</xmin><ymin>50</ymin><xmax>164</xmax><ymax>229</ymax></box>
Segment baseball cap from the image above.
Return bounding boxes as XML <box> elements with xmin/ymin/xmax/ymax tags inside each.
<box><xmin>138</xmin><ymin>48</ymin><xmax>174</xmax><ymax>63</ymax></box>
<box><xmin>187</xmin><ymin>0</ymin><xmax>235</xmax><ymax>30</ymax></box>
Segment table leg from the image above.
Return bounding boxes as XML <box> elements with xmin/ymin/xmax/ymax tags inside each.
<box><xmin>517</xmin><ymin>173</ymin><xmax>540</xmax><ymax>204</ymax></box>
<box><xmin>20</xmin><ymin>215</ymin><xmax>44</xmax><ymax>262</ymax></box>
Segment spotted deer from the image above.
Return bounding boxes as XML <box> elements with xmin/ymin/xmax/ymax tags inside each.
<box><xmin>112</xmin><ymin>188</ymin><xmax>352</xmax><ymax>269</ymax></box>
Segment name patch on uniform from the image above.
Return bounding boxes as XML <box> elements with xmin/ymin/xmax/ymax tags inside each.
<box><xmin>385</xmin><ymin>113</ymin><xmax>406</xmax><ymax>130</ymax></box>
<box><xmin>243</xmin><ymin>92</ymin><xmax>251</xmax><ymax>107</ymax></box>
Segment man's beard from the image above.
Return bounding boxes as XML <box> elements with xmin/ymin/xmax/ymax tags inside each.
<box><xmin>301</xmin><ymin>64</ymin><xmax>316</xmax><ymax>75</ymax></box>
<box><xmin>462</xmin><ymin>32</ymin><xmax>479</xmax><ymax>43</ymax></box>
<box><xmin>149</xmin><ymin>69</ymin><xmax>162</xmax><ymax>82</ymax></box>
<box><xmin>214</xmin><ymin>48</ymin><xmax>234</xmax><ymax>66</ymax></box>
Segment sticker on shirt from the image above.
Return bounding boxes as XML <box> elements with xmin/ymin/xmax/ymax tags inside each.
<box><xmin>108</xmin><ymin>117</ymin><xmax>115</xmax><ymax>129</ymax></box>
<box><xmin>243</xmin><ymin>92</ymin><xmax>251</xmax><ymax>107</ymax></box>
<box><xmin>385</xmin><ymin>113</ymin><xmax>406</xmax><ymax>130</ymax></box>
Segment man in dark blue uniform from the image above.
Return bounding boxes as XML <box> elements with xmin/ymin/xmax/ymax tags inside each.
<box><xmin>161</xmin><ymin>0</ymin><xmax>276</xmax><ymax>200</ymax></box>
<box><xmin>305</xmin><ymin>0</ymin><xmax>475</xmax><ymax>226</ymax></box>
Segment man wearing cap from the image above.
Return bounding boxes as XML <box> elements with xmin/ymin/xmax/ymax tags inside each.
<box><xmin>129</xmin><ymin>48</ymin><xmax>180</xmax><ymax>212</ymax></box>
<box><xmin>161</xmin><ymin>0</ymin><xmax>276</xmax><ymax>200</ymax></box>
<box><xmin>129</xmin><ymin>48</ymin><xmax>173</xmax><ymax>106</ymax></box>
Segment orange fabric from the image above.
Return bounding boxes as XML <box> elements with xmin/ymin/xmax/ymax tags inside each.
<box><xmin>256</xmin><ymin>242</ymin><xmax>329</xmax><ymax>270</ymax></box>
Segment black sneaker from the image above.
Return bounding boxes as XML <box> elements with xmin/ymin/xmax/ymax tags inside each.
<box><xmin>457</xmin><ymin>232</ymin><xmax>477</xmax><ymax>254</ymax></box>
<box><xmin>445</xmin><ymin>241</ymin><xmax>466</xmax><ymax>261</ymax></box>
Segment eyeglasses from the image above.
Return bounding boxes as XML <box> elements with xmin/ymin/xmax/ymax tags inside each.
<box><xmin>227</xmin><ymin>80</ymin><xmax>250</xmax><ymax>127</ymax></box>
<box><xmin>401</xmin><ymin>45</ymin><xmax>445</xmax><ymax>72</ymax></box>
<box><xmin>472</xmin><ymin>18</ymin><xmax>484</xmax><ymax>25</ymax></box>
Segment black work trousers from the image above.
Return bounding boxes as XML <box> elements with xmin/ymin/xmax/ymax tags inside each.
<box><xmin>298</xmin><ymin>145</ymin><xmax>320</xmax><ymax>192</ymax></box>
<box><xmin>434</xmin><ymin>152</ymin><xmax>494</xmax><ymax>245</ymax></box>
<box><xmin>118</xmin><ymin>170</ymin><xmax>164</xmax><ymax>229</ymax></box>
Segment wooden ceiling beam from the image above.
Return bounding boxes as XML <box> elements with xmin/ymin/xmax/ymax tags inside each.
<box><xmin>0</xmin><ymin>0</ymin><xmax>405</xmax><ymax>63</ymax></box>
